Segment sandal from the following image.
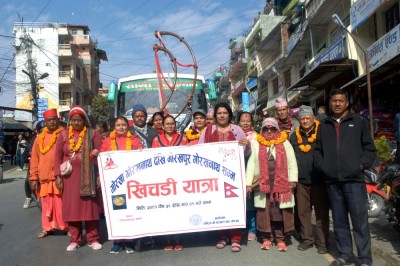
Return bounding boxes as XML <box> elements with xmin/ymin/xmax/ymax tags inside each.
<box><xmin>164</xmin><ymin>241</ymin><xmax>174</xmax><ymax>251</ymax></box>
<box><xmin>261</xmin><ymin>240</ymin><xmax>272</xmax><ymax>250</ymax></box>
<box><xmin>216</xmin><ymin>238</ymin><xmax>228</xmax><ymax>249</ymax></box>
<box><xmin>37</xmin><ymin>231</ymin><xmax>53</xmax><ymax>238</ymax></box>
<box><xmin>231</xmin><ymin>242</ymin><xmax>241</xmax><ymax>252</ymax></box>
<box><xmin>174</xmin><ymin>243</ymin><xmax>184</xmax><ymax>251</ymax></box>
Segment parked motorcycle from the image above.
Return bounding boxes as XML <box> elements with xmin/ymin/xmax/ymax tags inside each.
<box><xmin>364</xmin><ymin>168</ymin><xmax>387</xmax><ymax>218</ymax></box>
<box><xmin>377</xmin><ymin>163</ymin><xmax>400</xmax><ymax>232</ymax></box>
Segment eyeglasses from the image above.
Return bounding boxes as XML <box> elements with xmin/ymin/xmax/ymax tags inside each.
<box><xmin>262</xmin><ymin>127</ymin><xmax>277</xmax><ymax>133</ymax></box>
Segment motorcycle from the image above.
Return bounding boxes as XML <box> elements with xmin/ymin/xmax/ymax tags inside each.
<box><xmin>364</xmin><ymin>168</ymin><xmax>387</xmax><ymax>218</ymax></box>
<box><xmin>377</xmin><ymin>163</ymin><xmax>400</xmax><ymax>232</ymax></box>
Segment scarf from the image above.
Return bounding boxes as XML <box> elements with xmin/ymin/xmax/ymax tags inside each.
<box><xmin>278</xmin><ymin>116</ymin><xmax>292</xmax><ymax>133</ymax></box>
<box><xmin>79</xmin><ymin>128</ymin><xmax>96</xmax><ymax>197</ymax></box>
<box><xmin>258</xmin><ymin>132</ymin><xmax>291</xmax><ymax>203</ymax></box>
<box><xmin>156</xmin><ymin>132</ymin><xmax>184</xmax><ymax>147</ymax></box>
<box><xmin>134</xmin><ymin>125</ymin><xmax>149</xmax><ymax>148</ymax></box>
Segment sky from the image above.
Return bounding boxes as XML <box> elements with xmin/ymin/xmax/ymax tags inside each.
<box><xmin>0</xmin><ymin>0</ymin><xmax>265</xmax><ymax>108</ymax></box>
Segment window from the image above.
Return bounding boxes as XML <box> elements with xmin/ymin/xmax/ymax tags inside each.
<box><xmin>273</xmin><ymin>78</ymin><xmax>279</xmax><ymax>95</ymax></box>
<box><xmin>284</xmin><ymin>69</ymin><xmax>291</xmax><ymax>88</ymax></box>
<box><xmin>386</xmin><ymin>3</ymin><xmax>399</xmax><ymax>32</ymax></box>
<box><xmin>75</xmin><ymin>65</ymin><xmax>81</xmax><ymax>80</ymax></box>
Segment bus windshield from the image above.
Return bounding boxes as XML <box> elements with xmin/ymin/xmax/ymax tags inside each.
<box><xmin>116</xmin><ymin>74</ymin><xmax>208</xmax><ymax>121</ymax></box>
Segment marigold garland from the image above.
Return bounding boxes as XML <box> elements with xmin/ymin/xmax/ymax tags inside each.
<box><xmin>38</xmin><ymin>127</ymin><xmax>63</xmax><ymax>154</ymax></box>
<box><xmin>185</xmin><ymin>128</ymin><xmax>204</xmax><ymax>141</ymax></box>
<box><xmin>69</xmin><ymin>125</ymin><xmax>87</xmax><ymax>152</ymax></box>
<box><xmin>256</xmin><ymin>131</ymin><xmax>288</xmax><ymax>147</ymax></box>
<box><xmin>110</xmin><ymin>130</ymin><xmax>133</xmax><ymax>150</ymax></box>
<box><xmin>295</xmin><ymin>120</ymin><xmax>320</xmax><ymax>153</ymax></box>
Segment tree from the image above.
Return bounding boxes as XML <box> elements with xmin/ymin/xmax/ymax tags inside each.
<box><xmin>91</xmin><ymin>95</ymin><xmax>113</xmax><ymax>124</ymax></box>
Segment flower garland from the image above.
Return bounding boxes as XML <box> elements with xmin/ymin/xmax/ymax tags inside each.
<box><xmin>185</xmin><ymin>127</ymin><xmax>204</xmax><ymax>141</ymax></box>
<box><xmin>256</xmin><ymin>131</ymin><xmax>288</xmax><ymax>147</ymax></box>
<box><xmin>38</xmin><ymin>127</ymin><xmax>63</xmax><ymax>154</ymax></box>
<box><xmin>110</xmin><ymin>130</ymin><xmax>133</xmax><ymax>150</ymax></box>
<box><xmin>295</xmin><ymin>120</ymin><xmax>320</xmax><ymax>153</ymax></box>
<box><xmin>69</xmin><ymin>125</ymin><xmax>87</xmax><ymax>152</ymax></box>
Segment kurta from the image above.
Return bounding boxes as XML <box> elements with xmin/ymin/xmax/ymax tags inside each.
<box><xmin>100</xmin><ymin>133</ymin><xmax>143</xmax><ymax>152</ymax></box>
<box><xmin>54</xmin><ymin>128</ymin><xmax>102</xmax><ymax>222</ymax></box>
<box><xmin>152</xmin><ymin>132</ymin><xmax>188</xmax><ymax>147</ymax></box>
<box><xmin>245</xmin><ymin>140</ymin><xmax>298</xmax><ymax>208</ymax></box>
<box><xmin>29</xmin><ymin>128</ymin><xmax>64</xmax><ymax>197</ymax></box>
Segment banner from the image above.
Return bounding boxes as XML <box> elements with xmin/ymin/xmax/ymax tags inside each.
<box><xmin>98</xmin><ymin>141</ymin><xmax>246</xmax><ymax>240</ymax></box>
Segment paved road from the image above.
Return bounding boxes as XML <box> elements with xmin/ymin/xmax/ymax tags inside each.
<box><xmin>0</xmin><ymin>161</ymin><xmax>398</xmax><ymax>266</ymax></box>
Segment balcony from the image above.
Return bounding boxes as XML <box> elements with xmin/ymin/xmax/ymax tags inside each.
<box><xmin>59</xmin><ymin>99</ymin><xmax>72</xmax><ymax>107</ymax></box>
<box><xmin>59</xmin><ymin>71</ymin><xmax>72</xmax><ymax>84</ymax></box>
<box><xmin>58</xmin><ymin>44</ymin><xmax>72</xmax><ymax>57</ymax></box>
<box><xmin>231</xmin><ymin>78</ymin><xmax>246</xmax><ymax>97</ymax></box>
<box><xmin>229</xmin><ymin>57</ymin><xmax>248</xmax><ymax>79</ymax></box>
<box><xmin>245</xmin><ymin>15</ymin><xmax>285</xmax><ymax>48</ymax></box>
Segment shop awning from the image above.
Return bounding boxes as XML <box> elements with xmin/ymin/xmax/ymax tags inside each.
<box><xmin>4</xmin><ymin>121</ymin><xmax>31</xmax><ymax>132</ymax></box>
<box><xmin>287</xmin><ymin>60</ymin><xmax>355</xmax><ymax>91</ymax></box>
<box><xmin>340</xmin><ymin>54</ymin><xmax>400</xmax><ymax>90</ymax></box>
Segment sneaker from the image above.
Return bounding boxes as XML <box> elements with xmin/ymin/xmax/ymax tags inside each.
<box><xmin>17</xmin><ymin>168</ymin><xmax>23</xmax><ymax>172</ymax></box>
<box><xmin>248</xmin><ymin>232</ymin><xmax>257</xmax><ymax>241</ymax></box>
<box><xmin>330</xmin><ymin>258</ymin><xmax>352</xmax><ymax>266</ymax></box>
<box><xmin>277</xmin><ymin>242</ymin><xmax>288</xmax><ymax>252</ymax></box>
<box><xmin>88</xmin><ymin>241</ymin><xmax>102</xmax><ymax>250</ymax></box>
<box><xmin>124</xmin><ymin>243</ymin><xmax>135</xmax><ymax>254</ymax></box>
<box><xmin>298</xmin><ymin>241</ymin><xmax>313</xmax><ymax>251</ymax></box>
<box><xmin>23</xmin><ymin>198</ymin><xmax>32</xmax><ymax>209</ymax></box>
<box><xmin>110</xmin><ymin>243</ymin><xmax>123</xmax><ymax>254</ymax></box>
<box><xmin>317</xmin><ymin>245</ymin><xmax>328</xmax><ymax>254</ymax></box>
<box><xmin>66</xmin><ymin>243</ymin><xmax>80</xmax><ymax>251</ymax></box>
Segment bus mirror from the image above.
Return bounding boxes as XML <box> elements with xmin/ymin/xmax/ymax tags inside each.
<box><xmin>206</xmin><ymin>79</ymin><xmax>217</xmax><ymax>101</ymax></box>
<box><xmin>107</xmin><ymin>81</ymin><xmax>117</xmax><ymax>102</ymax></box>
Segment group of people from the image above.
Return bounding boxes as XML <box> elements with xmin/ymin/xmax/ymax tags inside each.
<box><xmin>25</xmin><ymin>88</ymin><xmax>375</xmax><ymax>266</ymax></box>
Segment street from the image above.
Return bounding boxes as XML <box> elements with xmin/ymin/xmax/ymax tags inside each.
<box><xmin>0</xmin><ymin>161</ymin><xmax>399</xmax><ymax>266</ymax></box>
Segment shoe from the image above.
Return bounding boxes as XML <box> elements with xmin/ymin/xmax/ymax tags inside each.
<box><xmin>298</xmin><ymin>241</ymin><xmax>313</xmax><ymax>251</ymax></box>
<box><xmin>110</xmin><ymin>243</ymin><xmax>123</xmax><ymax>254</ymax></box>
<box><xmin>17</xmin><ymin>168</ymin><xmax>23</xmax><ymax>172</ymax></box>
<box><xmin>277</xmin><ymin>242</ymin><xmax>288</xmax><ymax>252</ymax></box>
<box><xmin>317</xmin><ymin>245</ymin><xmax>328</xmax><ymax>254</ymax></box>
<box><xmin>231</xmin><ymin>242</ymin><xmax>241</xmax><ymax>252</ymax></box>
<box><xmin>261</xmin><ymin>240</ymin><xmax>272</xmax><ymax>250</ymax></box>
<box><xmin>174</xmin><ymin>242</ymin><xmax>184</xmax><ymax>251</ymax></box>
<box><xmin>124</xmin><ymin>243</ymin><xmax>135</xmax><ymax>254</ymax></box>
<box><xmin>164</xmin><ymin>241</ymin><xmax>174</xmax><ymax>251</ymax></box>
<box><xmin>216</xmin><ymin>238</ymin><xmax>228</xmax><ymax>249</ymax></box>
<box><xmin>88</xmin><ymin>241</ymin><xmax>102</xmax><ymax>250</ymax></box>
<box><xmin>66</xmin><ymin>243</ymin><xmax>80</xmax><ymax>251</ymax></box>
<box><xmin>248</xmin><ymin>232</ymin><xmax>257</xmax><ymax>241</ymax></box>
<box><xmin>23</xmin><ymin>198</ymin><xmax>32</xmax><ymax>209</ymax></box>
<box><xmin>330</xmin><ymin>258</ymin><xmax>352</xmax><ymax>266</ymax></box>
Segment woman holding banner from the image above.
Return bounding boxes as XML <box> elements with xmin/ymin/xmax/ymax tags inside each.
<box><xmin>152</xmin><ymin>114</ymin><xmax>188</xmax><ymax>251</ymax></box>
<box><xmin>245</xmin><ymin>117</ymin><xmax>298</xmax><ymax>252</ymax></box>
<box><xmin>100</xmin><ymin>116</ymin><xmax>142</xmax><ymax>254</ymax></box>
<box><xmin>198</xmin><ymin>102</ymin><xmax>249</xmax><ymax>252</ymax></box>
<box><xmin>54</xmin><ymin>105</ymin><xmax>103</xmax><ymax>252</ymax></box>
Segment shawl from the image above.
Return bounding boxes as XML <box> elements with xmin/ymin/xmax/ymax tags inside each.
<box><xmin>278</xmin><ymin>116</ymin><xmax>293</xmax><ymax>133</ymax></box>
<box><xmin>155</xmin><ymin>133</ymin><xmax>184</xmax><ymax>147</ymax></box>
<box><xmin>133</xmin><ymin>125</ymin><xmax>148</xmax><ymax>148</ymax></box>
<box><xmin>258</xmin><ymin>133</ymin><xmax>291</xmax><ymax>203</ymax></box>
<box><xmin>79</xmin><ymin>128</ymin><xmax>96</xmax><ymax>197</ymax></box>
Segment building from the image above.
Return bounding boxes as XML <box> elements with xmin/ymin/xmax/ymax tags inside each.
<box><xmin>13</xmin><ymin>22</ymin><xmax>107</xmax><ymax>122</ymax></box>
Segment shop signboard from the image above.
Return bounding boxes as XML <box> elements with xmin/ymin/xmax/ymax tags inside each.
<box><xmin>350</xmin><ymin>0</ymin><xmax>385</xmax><ymax>32</ymax></box>
<box><xmin>37</xmin><ymin>98</ymin><xmax>49</xmax><ymax>121</ymax></box>
<box><xmin>14</xmin><ymin>110</ymin><xmax>32</xmax><ymax>122</ymax></box>
<box><xmin>242</xmin><ymin>92</ymin><xmax>250</xmax><ymax>112</ymax></box>
<box><xmin>310</xmin><ymin>38</ymin><xmax>346</xmax><ymax>70</ymax></box>
<box><xmin>366</xmin><ymin>24</ymin><xmax>400</xmax><ymax>72</ymax></box>
<box><xmin>286</xmin><ymin>20</ymin><xmax>308</xmax><ymax>54</ymax></box>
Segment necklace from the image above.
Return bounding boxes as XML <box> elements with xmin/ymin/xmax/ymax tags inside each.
<box><xmin>38</xmin><ymin>127</ymin><xmax>63</xmax><ymax>154</ymax></box>
<box><xmin>69</xmin><ymin>125</ymin><xmax>87</xmax><ymax>152</ymax></box>
<box><xmin>110</xmin><ymin>130</ymin><xmax>133</xmax><ymax>150</ymax></box>
<box><xmin>186</xmin><ymin>127</ymin><xmax>205</xmax><ymax>141</ymax></box>
<box><xmin>295</xmin><ymin>120</ymin><xmax>320</xmax><ymax>153</ymax></box>
<box><xmin>256</xmin><ymin>131</ymin><xmax>287</xmax><ymax>147</ymax></box>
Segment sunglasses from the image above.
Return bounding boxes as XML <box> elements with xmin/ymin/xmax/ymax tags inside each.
<box><xmin>262</xmin><ymin>127</ymin><xmax>278</xmax><ymax>133</ymax></box>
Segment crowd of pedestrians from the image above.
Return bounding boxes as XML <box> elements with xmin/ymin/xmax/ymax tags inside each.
<box><xmin>19</xmin><ymin>88</ymin><xmax>376</xmax><ymax>266</ymax></box>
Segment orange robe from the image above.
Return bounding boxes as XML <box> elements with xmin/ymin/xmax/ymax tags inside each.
<box><xmin>29</xmin><ymin>127</ymin><xmax>68</xmax><ymax>231</ymax></box>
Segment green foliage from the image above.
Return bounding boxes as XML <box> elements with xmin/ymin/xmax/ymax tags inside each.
<box><xmin>253</xmin><ymin>114</ymin><xmax>263</xmax><ymax>133</ymax></box>
<box><xmin>374</xmin><ymin>136</ymin><xmax>392</xmax><ymax>162</ymax></box>
<box><xmin>91</xmin><ymin>95</ymin><xmax>113</xmax><ymax>124</ymax></box>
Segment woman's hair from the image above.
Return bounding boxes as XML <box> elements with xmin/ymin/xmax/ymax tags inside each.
<box><xmin>113</xmin><ymin>116</ymin><xmax>129</xmax><ymax>127</ymax></box>
<box><xmin>237</xmin><ymin>111</ymin><xmax>253</xmax><ymax>124</ymax></box>
<box><xmin>163</xmin><ymin>114</ymin><xmax>176</xmax><ymax>125</ymax></box>
<box><xmin>149</xmin><ymin>111</ymin><xmax>164</xmax><ymax>126</ymax></box>
<box><xmin>214</xmin><ymin>102</ymin><xmax>233</xmax><ymax>123</ymax></box>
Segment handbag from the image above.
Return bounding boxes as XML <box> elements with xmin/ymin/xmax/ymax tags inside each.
<box><xmin>60</xmin><ymin>152</ymin><xmax>75</xmax><ymax>176</ymax></box>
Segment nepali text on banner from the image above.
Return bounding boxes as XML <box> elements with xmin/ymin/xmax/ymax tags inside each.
<box><xmin>98</xmin><ymin>141</ymin><xmax>246</xmax><ymax>240</ymax></box>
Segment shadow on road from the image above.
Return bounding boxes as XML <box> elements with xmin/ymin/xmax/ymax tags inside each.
<box><xmin>370</xmin><ymin>217</ymin><xmax>400</xmax><ymax>261</ymax></box>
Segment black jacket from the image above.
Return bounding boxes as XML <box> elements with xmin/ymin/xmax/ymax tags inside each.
<box><xmin>131</xmin><ymin>125</ymin><xmax>158</xmax><ymax>148</ymax></box>
<box><xmin>290</xmin><ymin>124</ymin><xmax>322</xmax><ymax>185</ymax></box>
<box><xmin>314</xmin><ymin>113</ymin><xmax>376</xmax><ymax>183</ymax></box>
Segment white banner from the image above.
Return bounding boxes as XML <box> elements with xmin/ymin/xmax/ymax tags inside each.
<box><xmin>98</xmin><ymin>141</ymin><xmax>246</xmax><ymax>240</ymax></box>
